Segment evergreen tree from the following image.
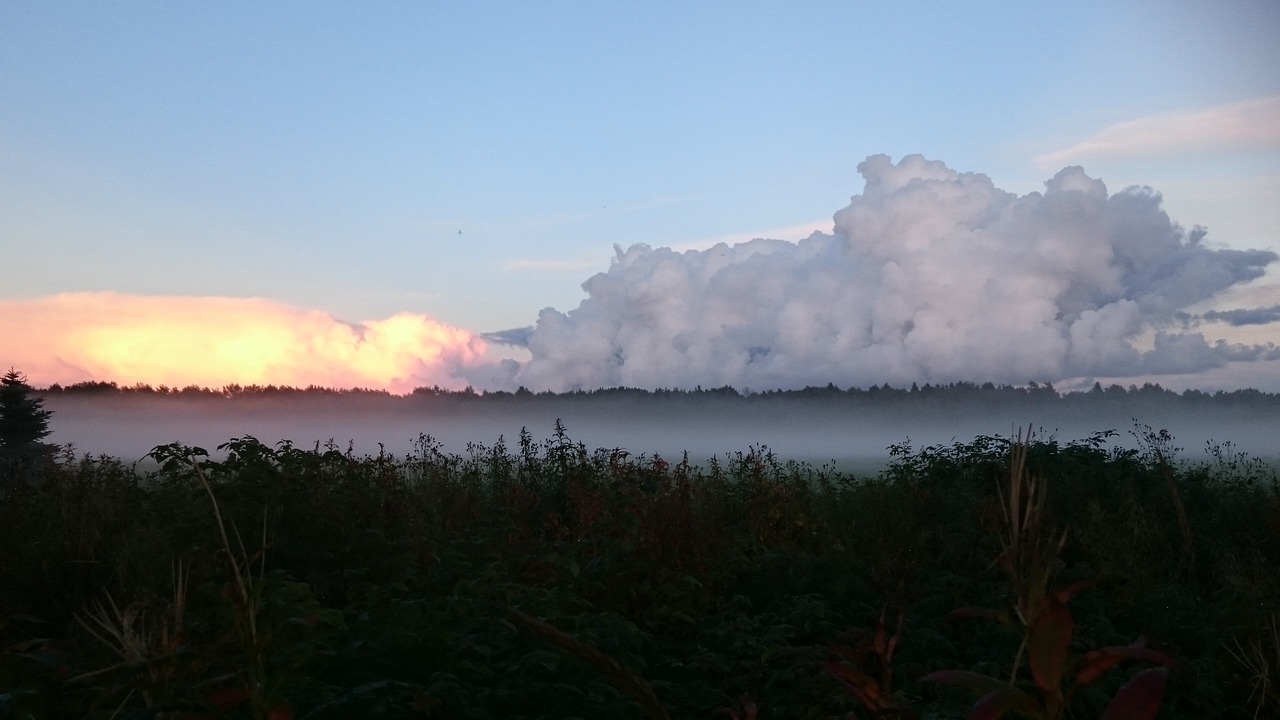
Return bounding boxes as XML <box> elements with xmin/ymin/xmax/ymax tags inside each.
<box><xmin>0</xmin><ymin>368</ymin><xmax>52</xmax><ymax>451</ymax></box>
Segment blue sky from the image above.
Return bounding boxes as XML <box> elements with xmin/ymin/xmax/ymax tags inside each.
<box><xmin>3</xmin><ymin>2</ymin><xmax>1279</xmax><ymax>391</ymax></box>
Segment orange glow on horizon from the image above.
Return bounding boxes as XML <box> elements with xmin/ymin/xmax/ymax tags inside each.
<box><xmin>0</xmin><ymin>293</ymin><xmax>487</xmax><ymax>393</ymax></box>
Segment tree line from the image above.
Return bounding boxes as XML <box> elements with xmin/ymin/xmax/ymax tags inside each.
<box><xmin>34</xmin><ymin>377</ymin><xmax>1280</xmax><ymax>408</ymax></box>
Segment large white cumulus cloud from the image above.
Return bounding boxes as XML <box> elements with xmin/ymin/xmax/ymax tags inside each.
<box><xmin>503</xmin><ymin>155</ymin><xmax>1278</xmax><ymax>391</ymax></box>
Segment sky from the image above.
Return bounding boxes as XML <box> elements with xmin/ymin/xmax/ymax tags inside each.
<box><xmin>3</xmin><ymin>1</ymin><xmax>1279</xmax><ymax>393</ymax></box>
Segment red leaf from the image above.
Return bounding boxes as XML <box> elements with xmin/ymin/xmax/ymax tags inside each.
<box><xmin>1053</xmin><ymin>578</ymin><xmax>1097</xmax><ymax>604</ymax></box>
<box><xmin>1028</xmin><ymin>600</ymin><xmax>1073</xmax><ymax>694</ymax></box>
<box><xmin>826</xmin><ymin>662</ymin><xmax>877</xmax><ymax>688</ymax></box>
<box><xmin>267</xmin><ymin>706</ymin><xmax>294</xmax><ymax>720</ymax></box>
<box><xmin>1073</xmin><ymin>644</ymin><xmax>1180</xmax><ymax>688</ymax></box>
<box><xmin>829</xmin><ymin>644</ymin><xmax>858</xmax><ymax>660</ymax></box>
<box><xmin>1073</xmin><ymin>653</ymin><xmax>1125</xmax><ymax>688</ymax></box>
<box><xmin>874</xmin><ymin>608</ymin><xmax>888</xmax><ymax>656</ymax></box>
<box><xmin>826</xmin><ymin>662</ymin><xmax>883</xmax><ymax>704</ymax></box>
<box><xmin>971</xmin><ymin>685</ymin><xmax>1044</xmax><ymax>720</ymax></box>
<box><xmin>886</xmin><ymin>607</ymin><xmax>905</xmax><ymax>663</ymax></box>
<box><xmin>715</xmin><ymin>698</ymin><xmax>758</xmax><ymax>720</ymax></box>
<box><xmin>923</xmin><ymin>670</ymin><xmax>1009</xmax><ymax>696</ymax></box>
<box><xmin>948</xmin><ymin>606</ymin><xmax>1000</xmax><ymax>622</ymax></box>
<box><xmin>208</xmin><ymin>686</ymin><xmax>249</xmax><ymax>710</ymax></box>
<box><xmin>1101</xmin><ymin>667</ymin><xmax>1168</xmax><ymax>720</ymax></box>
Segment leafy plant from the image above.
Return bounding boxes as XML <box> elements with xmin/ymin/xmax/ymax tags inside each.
<box><xmin>134</xmin><ymin>442</ymin><xmax>344</xmax><ymax>719</ymax></box>
<box><xmin>510</xmin><ymin>608</ymin><xmax>670</xmax><ymax>720</ymax></box>
<box><xmin>826</xmin><ymin>606</ymin><xmax>917</xmax><ymax>718</ymax></box>
<box><xmin>925</xmin><ymin>431</ymin><xmax>1179</xmax><ymax>720</ymax></box>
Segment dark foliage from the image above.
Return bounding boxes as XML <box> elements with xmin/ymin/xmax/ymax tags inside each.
<box><xmin>0</xmin><ymin>369</ymin><xmax>53</xmax><ymax>449</ymax></box>
<box><xmin>0</xmin><ymin>425</ymin><xmax>1276</xmax><ymax>718</ymax></box>
<box><xmin>37</xmin><ymin>377</ymin><xmax>1280</xmax><ymax>411</ymax></box>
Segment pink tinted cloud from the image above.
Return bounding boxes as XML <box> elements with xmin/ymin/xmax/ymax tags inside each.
<box><xmin>1036</xmin><ymin>96</ymin><xmax>1280</xmax><ymax>168</ymax></box>
<box><xmin>0</xmin><ymin>293</ymin><xmax>487</xmax><ymax>393</ymax></box>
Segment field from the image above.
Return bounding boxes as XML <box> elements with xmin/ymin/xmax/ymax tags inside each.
<box><xmin>1</xmin><ymin>422</ymin><xmax>1277</xmax><ymax>719</ymax></box>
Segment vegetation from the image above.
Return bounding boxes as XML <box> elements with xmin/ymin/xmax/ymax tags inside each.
<box><xmin>0</xmin><ymin>369</ymin><xmax>53</xmax><ymax>450</ymax></box>
<box><xmin>0</xmin><ymin>369</ymin><xmax>55</xmax><ymax>490</ymax></box>
<box><xmin>36</xmin><ymin>376</ymin><xmax>1280</xmax><ymax>411</ymax></box>
<box><xmin>0</xmin><ymin>419</ymin><xmax>1276</xmax><ymax>718</ymax></box>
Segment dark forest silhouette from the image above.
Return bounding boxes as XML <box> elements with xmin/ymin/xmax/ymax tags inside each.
<box><xmin>37</xmin><ymin>377</ymin><xmax>1280</xmax><ymax>409</ymax></box>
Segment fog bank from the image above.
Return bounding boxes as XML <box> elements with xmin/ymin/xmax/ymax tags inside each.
<box><xmin>43</xmin><ymin>391</ymin><xmax>1280</xmax><ymax>470</ymax></box>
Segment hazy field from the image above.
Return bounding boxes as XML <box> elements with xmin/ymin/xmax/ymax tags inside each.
<box><xmin>41</xmin><ymin>386</ymin><xmax>1280</xmax><ymax>469</ymax></box>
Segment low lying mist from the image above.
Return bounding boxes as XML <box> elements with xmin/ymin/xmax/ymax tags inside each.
<box><xmin>41</xmin><ymin>387</ymin><xmax>1280</xmax><ymax>472</ymax></box>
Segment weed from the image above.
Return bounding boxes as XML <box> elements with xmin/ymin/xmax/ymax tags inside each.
<box><xmin>1227</xmin><ymin>614</ymin><xmax>1280</xmax><ymax>719</ymax></box>
<box><xmin>925</xmin><ymin>429</ymin><xmax>1179</xmax><ymax>720</ymax></box>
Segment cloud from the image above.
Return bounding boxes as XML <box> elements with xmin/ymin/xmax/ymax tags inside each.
<box><xmin>0</xmin><ymin>293</ymin><xmax>487</xmax><ymax>393</ymax></box>
<box><xmin>498</xmin><ymin>154</ymin><xmax>1278</xmax><ymax>392</ymax></box>
<box><xmin>1036</xmin><ymin>96</ymin><xmax>1280</xmax><ymax>168</ymax></box>
<box><xmin>667</xmin><ymin>219</ymin><xmax>834</xmax><ymax>253</ymax></box>
<box><xmin>1200</xmin><ymin>304</ymin><xmax>1280</xmax><ymax>326</ymax></box>
<box><xmin>481</xmin><ymin>326</ymin><xmax>535</xmax><ymax>346</ymax></box>
<box><xmin>500</xmin><ymin>219</ymin><xmax>834</xmax><ymax>277</ymax></box>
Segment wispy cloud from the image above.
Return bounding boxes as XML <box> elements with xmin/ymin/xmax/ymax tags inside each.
<box><xmin>1200</xmin><ymin>304</ymin><xmax>1280</xmax><ymax>326</ymax></box>
<box><xmin>1036</xmin><ymin>95</ymin><xmax>1280</xmax><ymax>168</ymax></box>
<box><xmin>481</xmin><ymin>326</ymin><xmax>534</xmax><ymax>347</ymax></box>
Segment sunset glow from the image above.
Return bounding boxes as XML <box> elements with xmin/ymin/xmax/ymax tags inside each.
<box><xmin>1</xmin><ymin>293</ymin><xmax>487</xmax><ymax>393</ymax></box>
<box><xmin>4</xmin><ymin>4</ymin><xmax>1279</xmax><ymax>394</ymax></box>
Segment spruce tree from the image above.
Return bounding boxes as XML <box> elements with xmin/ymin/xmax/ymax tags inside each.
<box><xmin>0</xmin><ymin>369</ymin><xmax>52</xmax><ymax>451</ymax></box>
